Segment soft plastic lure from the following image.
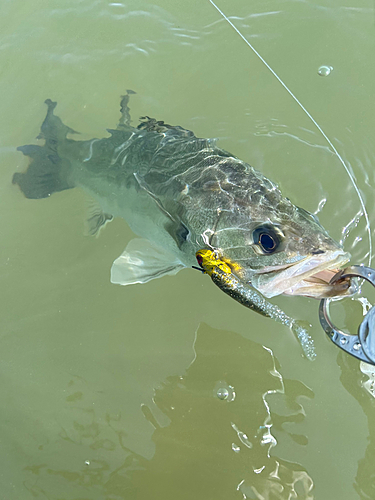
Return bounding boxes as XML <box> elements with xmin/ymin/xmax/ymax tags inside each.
<box><xmin>196</xmin><ymin>249</ymin><xmax>316</xmax><ymax>360</ymax></box>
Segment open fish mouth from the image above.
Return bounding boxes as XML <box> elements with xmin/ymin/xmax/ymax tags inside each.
<box><xmin>250</xmin><ymin>250</ymin><xmax>353</xmax><ymax>299</ymax></box>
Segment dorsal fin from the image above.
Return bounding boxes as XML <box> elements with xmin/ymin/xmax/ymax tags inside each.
<box><xmin>117</xmin><ymin>90</ymin><xmax>136</xmax><ymax>129</ymax></box>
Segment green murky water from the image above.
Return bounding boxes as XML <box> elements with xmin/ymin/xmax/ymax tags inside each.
<box><xmin>1</xmin><ymin>0</ymin><xmax>375</xmax><ymax>498</ymax></box>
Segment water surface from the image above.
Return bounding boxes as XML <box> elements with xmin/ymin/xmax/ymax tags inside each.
<box><xmin>1</xmin><ymin>0</ymin><xmax>375</xmax><ymax>498</ymax></box>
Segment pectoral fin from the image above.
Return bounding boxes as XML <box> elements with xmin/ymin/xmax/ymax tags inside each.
<box><xmin>111</xmin><ymin>238</ymin><xmax>185</xmax><ymax>286</ymax></box>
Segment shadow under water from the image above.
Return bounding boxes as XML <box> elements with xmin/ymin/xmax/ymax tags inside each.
<box><xmin>22</xmin><ymin>323</ymin><xmax>316</xmax><ymax>499</ymax></box>
<box><xmin>113</xmin><ymin>323</ymin><xmax>315</xmax><ymax>499</ymax></box>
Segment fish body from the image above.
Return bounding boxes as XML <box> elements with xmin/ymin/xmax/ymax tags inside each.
<box><xmin>14</xmin><ymin>94</ymin><xmax>352</xmax><ymax>302</ymax></box>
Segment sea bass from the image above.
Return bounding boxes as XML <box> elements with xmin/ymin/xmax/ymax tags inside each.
<box><xmin>13</xmin><ymin>93</ymin><xmax>352</xmax><ymax>316</ymax></box>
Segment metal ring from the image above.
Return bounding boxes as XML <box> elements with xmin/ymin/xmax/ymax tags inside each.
<box><xmin>319</xmin><ymin>266</ymin><xmax>375</xmax><ymax>365</ymax></box>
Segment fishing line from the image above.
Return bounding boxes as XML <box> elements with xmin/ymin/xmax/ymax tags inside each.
<box><xmin>209</xmin><ymin>0</ymin><xmax>372</xmax><ymax>267</ymax></box>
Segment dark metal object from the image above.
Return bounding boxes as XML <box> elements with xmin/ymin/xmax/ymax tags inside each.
<box><xmin>319</xmin><ymin>266</ymin><xmax>375</xmax><ymax>365</ymax></box>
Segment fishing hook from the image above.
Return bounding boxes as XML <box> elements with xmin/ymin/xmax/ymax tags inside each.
<box><xmin>320</xmin><ymin>266</ymin><xmax>375</xmax><ymax>365</ymax></box>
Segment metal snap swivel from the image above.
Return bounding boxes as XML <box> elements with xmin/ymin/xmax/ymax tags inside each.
<box><xmin>319</xmin><ymin>266</ymin><xmax>375</xmax><ymax>365</ymax></box>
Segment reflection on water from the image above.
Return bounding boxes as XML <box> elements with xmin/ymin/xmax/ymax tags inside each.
<box><xmin>23</xmin><ymin>324</ymin><xmax>314</xmax><ymax>499</ymax></box>
<box><xmin>338</xmin><ymin>353</ymin><xmax>375</xmax><ymax>500</ymax></box>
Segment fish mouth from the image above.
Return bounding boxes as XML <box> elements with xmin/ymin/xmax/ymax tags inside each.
<box><xmin>250</xmin><ymin>250</ymin><xmax>353</xmax><ymax>299</ymax></box>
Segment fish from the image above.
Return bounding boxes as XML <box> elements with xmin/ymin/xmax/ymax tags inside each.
<box><xmin>13</xmin><ymin>92</ymin><xmax>353</xmax><ymax>321</ymax></box>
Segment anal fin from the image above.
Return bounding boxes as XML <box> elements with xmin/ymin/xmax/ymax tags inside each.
<box><xmin>85</xmin><ymin>197</ymin><xmax>113</xmax><ymax>236</ymax></box>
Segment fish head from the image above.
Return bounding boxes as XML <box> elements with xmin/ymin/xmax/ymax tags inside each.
<box><xmin>204</xmin><ymin>201</ymin><xmax>353</xmax><ymax>299</ymax></box>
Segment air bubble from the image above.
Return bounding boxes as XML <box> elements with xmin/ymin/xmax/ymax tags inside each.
<box><xmin>340</xmin><ymin>337</ymin><xmax>348</xmax><ymax>345</ymax></box>
<box><xmin>214</xmin><ymin>381</ymin><xmax>236</xmax><ymax>402</ymax></box>
<box><xmin>353</xmin><ymin>343</ymin><xmax>361</xmax><ymax>351</ymax></box>
<box><xmin>318</xmin><ymin>65</ymin><xmax>333</xmax><ymax>76</ymax></box>
<box><xmin>217</xmin><ymin>388</ymin><xmax>229</xmax><ymax>400</ymax></box>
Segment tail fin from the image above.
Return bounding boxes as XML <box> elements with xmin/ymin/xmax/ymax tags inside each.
<box><xmin>13</xmin><ymin>99</ymin><xmax>76</xmax><ymax>199</ymax></box>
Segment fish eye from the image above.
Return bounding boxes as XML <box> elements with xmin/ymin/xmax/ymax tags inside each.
<box><xmin>252</xmin><ymin>226</ymin><xmax>280</xmax><ymax>254</ymax></box>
